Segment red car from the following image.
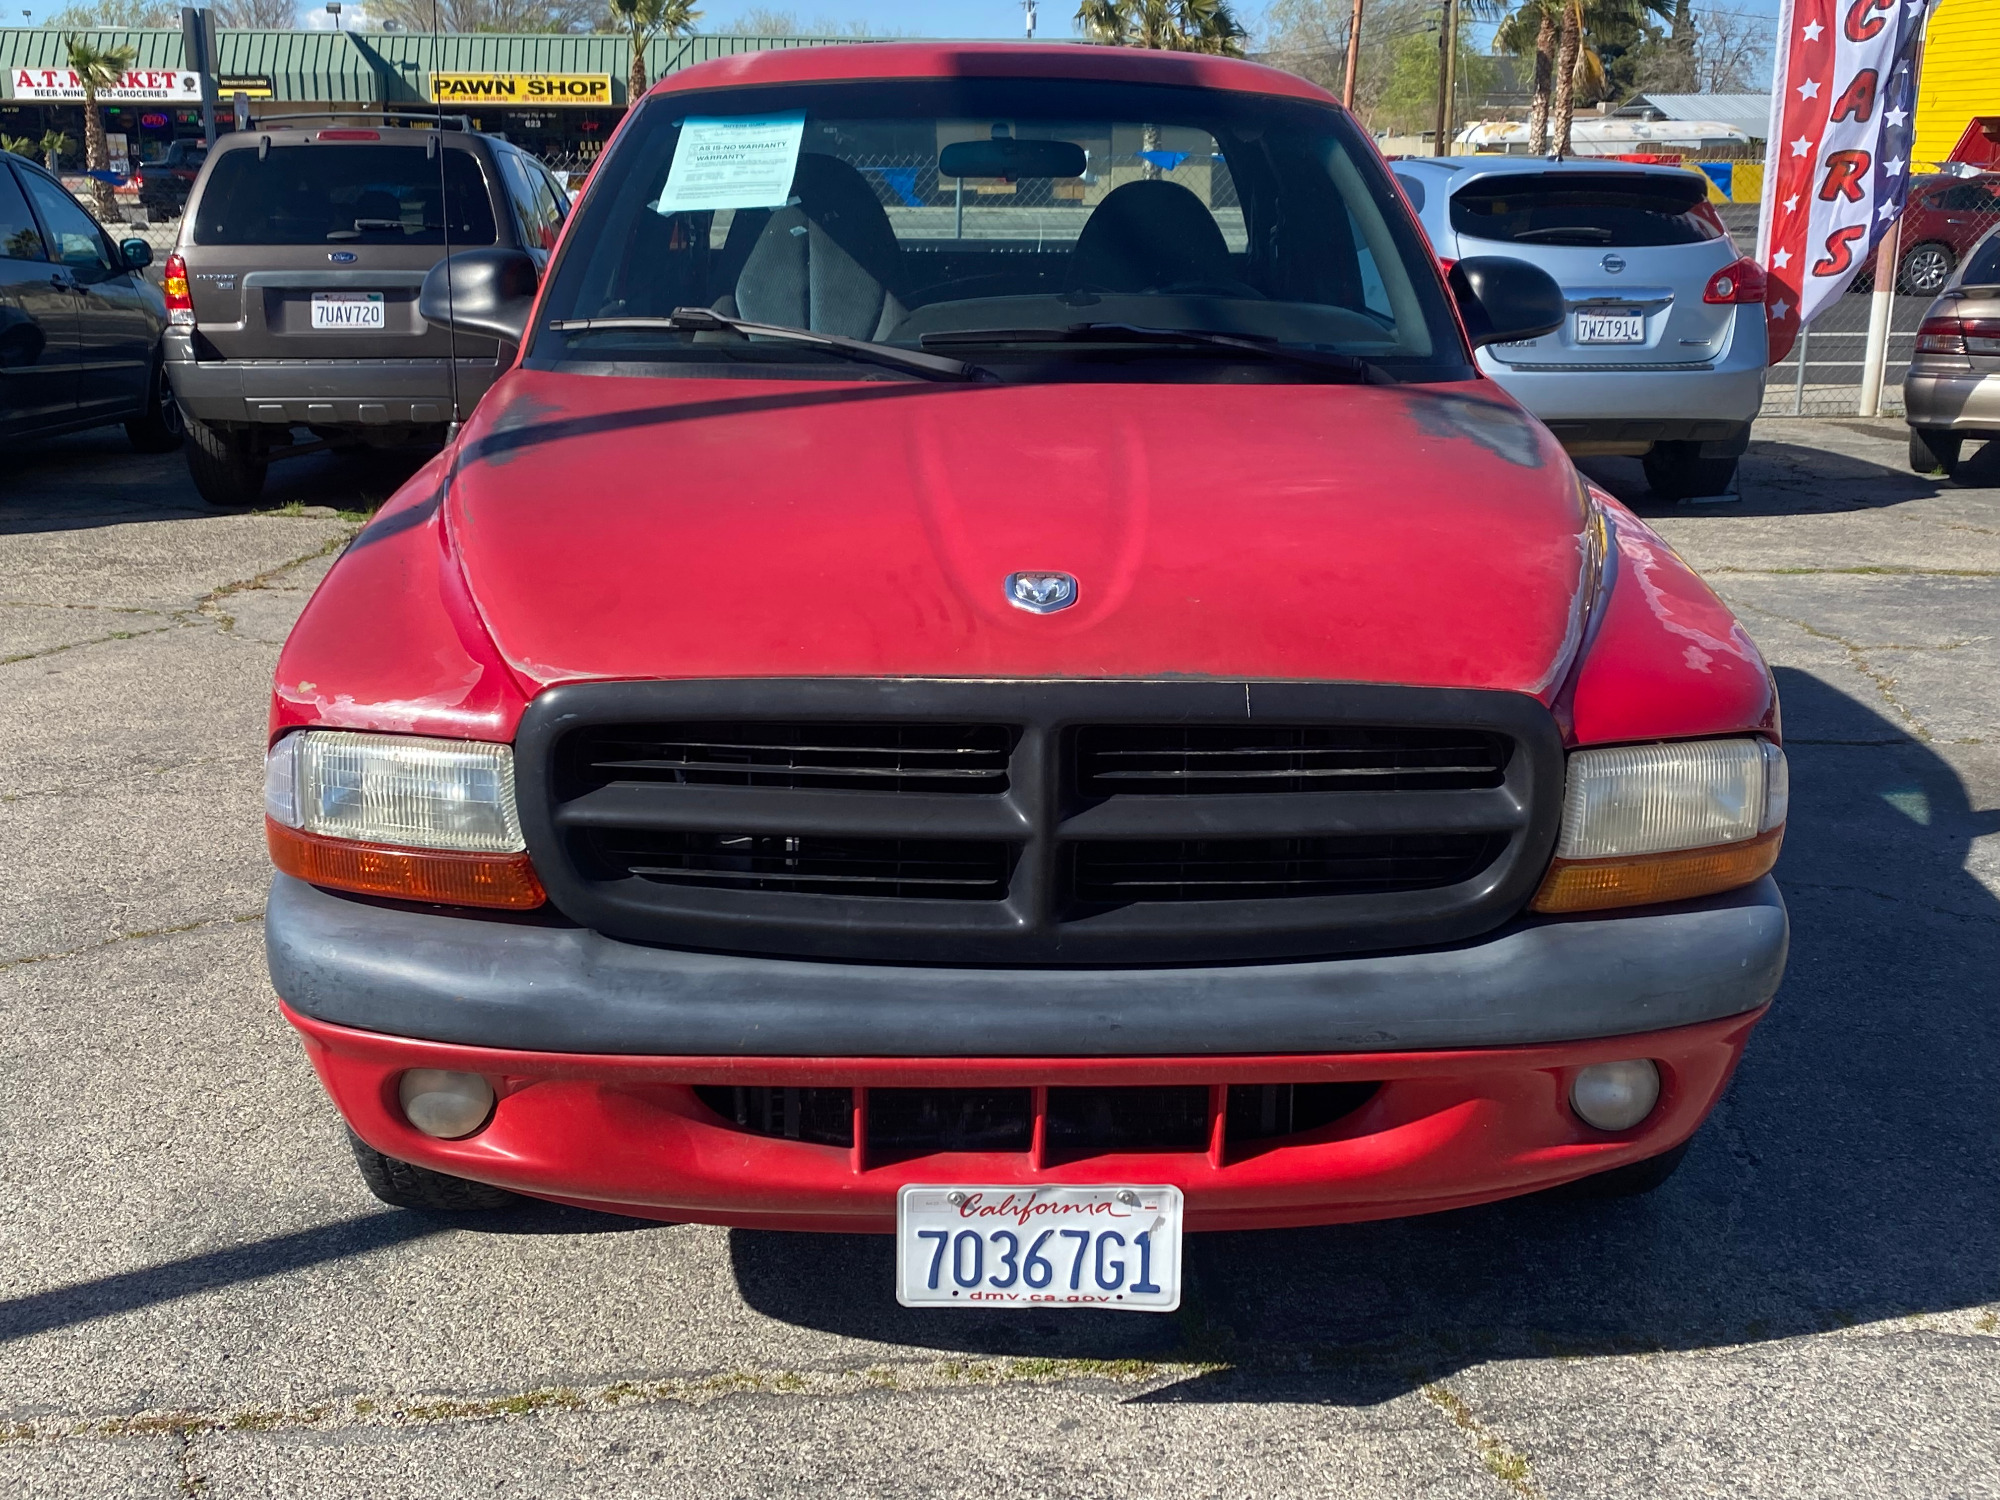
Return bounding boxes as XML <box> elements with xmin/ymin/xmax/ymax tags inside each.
<box><xmin>262</xmin><ymin>43</ymin><xmax>1787</xmax><ymax>1310</ymax></box>
<box><xmin>1895</xmin><ymin>172</ymin><xmax>2000</xmax><ymax>295</ymax></box>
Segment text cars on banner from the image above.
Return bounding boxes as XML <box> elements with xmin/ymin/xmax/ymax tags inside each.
<box><xmin>1756</xmin><ymin>0</ymin><xmax>1938</xmax><ymax>364</ymax></box>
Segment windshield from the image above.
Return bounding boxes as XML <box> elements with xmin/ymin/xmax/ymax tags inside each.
<box><xmin>531</xmin><ymin>78</ymin><xmax>1470</xmax><ymax>382</ymax></box>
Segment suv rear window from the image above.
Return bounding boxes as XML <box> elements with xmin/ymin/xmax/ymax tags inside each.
<box><xmin>191</xmin><ymin>144</ymin><xmax>497</xmax><ymax>246</ymax></box>
<box><xmin>1450</xmin><ymin>172</ymin><xmax>1721</xmax><ymax>248</ymax></box>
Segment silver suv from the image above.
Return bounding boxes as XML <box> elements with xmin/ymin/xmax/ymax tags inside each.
<box><xmin>1395</xmin><ymin>157</ymin><xmax>1767</xmax><ymax>500</ymax></box>
<box><xmin>164</xmin><ymin>119</ymin><xmax>568</xmax><ymax>505</ymax></box>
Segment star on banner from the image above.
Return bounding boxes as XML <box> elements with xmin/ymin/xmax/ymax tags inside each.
<box><xmin>1784</xmin><ymin>194</ymin><xmax>1799</xmax><ymax>213</ymax></box>
<box><xmin>1790</xmin><ymin>136</ymin><xmax>1814</xmax><ymax>158</ymax></box>
<box><xmin>1801</xmin><ymin>19</ymin><xmax>1823</xmax><ymax>40</ymax></box>
<box><xmin>1879</xmin><ymin>200</ymin><xmax>1900</xmax><ymax>221</ymax></box>
<box><xmin>1884</xmin><ymin>156</ymin><xmax>1906</xmax><ymax>176</ymax></box>
<box><xmin>1905</xmin><ymin>0</ymin><xmax>1923</xmax><ymax>17</ymax></box>
<box><xmin>1797</xmin><ymin>79</ymin><xmax>1821</xmax><ymax>100</ymax></box>
<box><xmin>1771</xmin><ymin>248</ymin><xmax>1792</xmax><ymax>269</ymax></box>
<box><xmin>1771</xmin><ymin>299</ymin><xmax>1791</xmax><ymax>320</ymax></box>
<box><xmin>1885</xmin><ymin>106</ymin><xmax>1909</xmax><ymax>128</ymax></box>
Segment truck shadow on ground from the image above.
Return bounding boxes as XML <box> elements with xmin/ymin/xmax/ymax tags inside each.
<box><xmin>0</xmin><ymin>427</ymin><xmax>430</xmax><ymax>534</ymax></box>
<box><xmin>728</xmin><ymin>668</ymin><xmax>2000</xmax><ymax>1400</ymax></box>
<box><xmin>1582</xmin><ymin>435</ymin><xmax>2000</xmax><ymax>518</ymax></box>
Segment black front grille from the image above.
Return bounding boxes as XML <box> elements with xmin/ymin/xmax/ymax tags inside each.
<box><xmin>585</xmin><ymin>830</ymin><xmax>1012</xmax><ymax>900</ymax></box>
<box><xmin>1071</xmin><ymin>834</ymin><xmax>1506</xmax><ymax>904</ymax></box>
<box><xmin>570</xmin><ymin>722</ymin><xmax>1013</xmax><ymax>795</ymax></box>
<box><xmin>1076</xmin><ymin>725</ymin><xmax>1508</xmax><ymax>796</ymax></box>
<box><xmin>691</xmin><ymin>1082</ymin><xmax>1382</xmax><ymax>1162</ymax></box>
<box><xmin>519</xmin><ymin>680</ymin><xmax>1564</xmax><ymax>964</ymax></box>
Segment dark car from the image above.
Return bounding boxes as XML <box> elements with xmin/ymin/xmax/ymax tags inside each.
<box><xmin>1895</xmin><ymin>173</ymin><xmax>2000</xmax><ymax>296</ymax></box>
<box><xmin>163</xmin><ymin>120</ymin><xmax>569</xmax><ymax>506</ymax></box>
<box><xmin>0</xmin><ymin>151</ymin><xmax>181</xmax><ymax>452</ymax></box>
<box><xmin>136</xmin><ymin>138</ymin><xmax>208</xmax><ymax>221</ymax></box>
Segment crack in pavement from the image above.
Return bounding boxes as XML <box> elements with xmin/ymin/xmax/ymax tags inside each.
<box><xmin>0</xmin><ymin>1358</ymin><xmax>1205</xmax><ymax>1450</ymax></box>
<box><xmin>0</xmin><ymin>910</ymin><xmax>265</xmax><ymax>975</ymax></box>
<box><xmin>1782</xmin><ymin>880</ymin><xmax>2000</xmax><ymax>926</ymax></box>
<box><xmin>0</xmin><ymin>620</ymin><xmax>189</xmax><ymax>668</ymax></box>
<box><xmin>1419</xmin><ymin>1381</ymin><xmax>1541</xmax><ymax>1499</ymax></box>
<box><xmin>195</xmin><ymin>533</ymin><xmax>358</xmax><ymax>634</ymax></box>
<box><xmin>1729</xmin><ymin>600</ymin><xmax>1937</xmax><ymax>741</ymax></box>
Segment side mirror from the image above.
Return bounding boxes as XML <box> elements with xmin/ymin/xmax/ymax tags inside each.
<box><xmin>1448</xmin><ymin>256</ymin><xmax>1566</xmax><ymax>349</ymax></box>
<box><xmin>419</xmin><ymin>248</ymin><xmax>539</xmax><ymax>345</ymax></box>
<box><xmin>119</xmin><ymin>237</ymin><xmax>152</xmax><ymax>270</ymax></box>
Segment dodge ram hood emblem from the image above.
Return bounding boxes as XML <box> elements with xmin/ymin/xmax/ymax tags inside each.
<box><xmin>1006</xmin><ymin>571</ymin><xmax>1078</xmax><ymax>614</ymax></box>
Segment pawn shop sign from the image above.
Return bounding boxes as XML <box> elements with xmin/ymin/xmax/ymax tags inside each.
<box><xmin>1757</xmin><ymin>0</ymin><xmax>1939</xmax><ymax>363</ymax></box>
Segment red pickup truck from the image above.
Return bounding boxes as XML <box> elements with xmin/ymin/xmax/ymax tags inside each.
<box><xmin>262</xmin><ymin>43</ymin><xmax>1786</xmax><ymax>1310</ymax></box>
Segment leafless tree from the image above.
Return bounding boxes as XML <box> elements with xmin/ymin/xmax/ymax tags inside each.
<box><xmin>1691</xmin><ymin>4</ymin><xmax>1769</xmax><ymax>93</ymax></box>
<box><xmin>371</xmin><ymin>0</ymin><xmax>600</xmax><ymax>31</ymax></box>
<box><xmin>214</xmin><ymin>0</ymin><xmax>306</xmax><ymax>25</ymax></box>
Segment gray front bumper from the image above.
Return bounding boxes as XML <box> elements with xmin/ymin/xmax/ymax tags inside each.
<box><xmin>165</xmin><ymin>335</ymin><xmax>500</xmax><ymax>427</ymax></box>
<box><xmin>266</xmin><ymin>874</ymin><xmax>1788</xmax><ymax>1057</ymax></box>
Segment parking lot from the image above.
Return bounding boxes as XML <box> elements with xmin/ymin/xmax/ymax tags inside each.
<box><xmin>0</xmin><ymin>416</ymin><xmax>1993</xmax><ymax>1497</ymax></box>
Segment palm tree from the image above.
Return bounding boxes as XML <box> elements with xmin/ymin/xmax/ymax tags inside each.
<box><xmin>1545</xmin><ymin>0</ymin><xmax>1672</xmax><ymax>157</ymax></box>
<box><xmin>65</xmin><ymin>36</ymin><xmax>135</xmax><ymax>219</ymax></box>
<box><xmin>1074</xmin><ymin>0</ymin><xmax>1247</xmax><ymax>56</ymax></box>
<box><xmin>608</xmin><ymin>0</ymin><xmax>701</xmax><ymax>107</ymax></box>
<box><xmin>1497</xmin><ymin>1</ymin><xmax>1559</xmax><ymax>153</ymax></box>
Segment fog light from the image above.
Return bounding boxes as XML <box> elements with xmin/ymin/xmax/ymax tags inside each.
<box><xmin>1570</xmin><ymin>1059</ymin><xmax>1660</xmax><ymax>1132</ymax></box>
<box><xmin>399</xmin><ymin>1069</ymin><xmax>495</xmax><ymax>1139</ymax></box>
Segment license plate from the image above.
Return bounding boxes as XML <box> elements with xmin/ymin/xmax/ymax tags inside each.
<box><xmin>1574</xmin><ymin>309</ymin><xmax>1645</xmax><ymax>344</ymax></box>
<box><xmin>896</xmin><ymin>1185</ymin><xmax>1183</xmax><ymax>1312</ymax></box>
<box><xmin>311</xmin><ymin>292</ymin><xmax>385</xmax><ymax>330</ymax></box>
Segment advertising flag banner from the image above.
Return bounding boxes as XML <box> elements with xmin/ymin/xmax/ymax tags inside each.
<box><xmin>1756</xmin><ymin>0</ymin><xmax>1939</xmax><ymax>363</ymax></box>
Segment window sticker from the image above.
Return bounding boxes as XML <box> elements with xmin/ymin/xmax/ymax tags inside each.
<box><xmin>656</xmin><ymin>111</ymin><xmax>807</xmax><ymax>212</ymax></box>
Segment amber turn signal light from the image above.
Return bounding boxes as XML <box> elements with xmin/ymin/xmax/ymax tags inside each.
<box><xmin>1531</xmin><ymin>826</ymin><xmax>1782</xmax><ymax>914</ymax></box>
<box><xmin>267</xmin><ymin>819</ymin><xmax>546</xmax><ymax>910</ymax></box>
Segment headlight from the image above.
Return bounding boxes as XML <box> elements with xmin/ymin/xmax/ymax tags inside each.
<box><xmin>1533</xmin><ymin>738</ymin><xmax>1785</xmax><ymax>913</ymax></box>
<box><xmin>265</xmin><ymin>730</ymin><xmax>543</xmax><ymax>909</ymax></box>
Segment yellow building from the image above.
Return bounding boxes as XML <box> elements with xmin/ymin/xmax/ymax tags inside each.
<box><xmin>1914</xmin><ymin>0</ymin><xmax>2000</xmax><ymax>170</ymax></box>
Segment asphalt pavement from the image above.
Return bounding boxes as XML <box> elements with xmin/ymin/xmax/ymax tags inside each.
<box><xmin>1</xmin><ymin>419</ymin><xmax>1995</xmax><ymax>1498</ymax></box>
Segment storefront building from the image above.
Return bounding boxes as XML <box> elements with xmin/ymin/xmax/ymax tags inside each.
<box><xmin>1</xmin><ymin>28</ymin><xmax>847</xmax><ymax>176</ymax></box>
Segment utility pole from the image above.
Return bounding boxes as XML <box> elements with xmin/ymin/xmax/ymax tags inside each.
<box><xmin>1023</xmin><ymin>0</ymin><xmax>1036</xmax><ymax>38</ymax></box>
<box><xmin>1433</xmin><ymin>0</ymin><xmax>1459</xmax><ymax>157</ymax></box>
<box><xmin>1341</xmin><ymin>0</ymin><xmax>1365</xmax><ymax>110</ymax></box>
<box><xmin>180</xmin><ymin>6</ymin><xmax>218</xmax><ymax>147</ymax></box>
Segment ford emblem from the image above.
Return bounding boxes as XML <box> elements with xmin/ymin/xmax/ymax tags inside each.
<box><xmin>329</xmin><ymin>250</ymin><xmax>358</xmax><ymax>263</ymax></box>
<box><xmin>1005</xmin><ymin>571</ymin><xmax>1078</xmax><ymax>614</ymax></box>
<box><xmin>1600</xmin><ymin>253</ymin><xmax>1626</xmax><ymax>274</ymax></box>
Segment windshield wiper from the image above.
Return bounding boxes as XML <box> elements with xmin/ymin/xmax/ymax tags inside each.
<box><xmin>545</xmin><ymin>306</ymin><xmax>989</xmax><ymax>382</ymax></box>
<box><xmin>919</xmin><ymin>323</ymin><xmax>1394</xmax><ymax>384</ymax></box>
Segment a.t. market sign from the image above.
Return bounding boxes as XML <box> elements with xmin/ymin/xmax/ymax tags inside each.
<box><xmin>10</xmin><ymin>68</ymin><xmax>203</xmax><ymax>103</ymax></box>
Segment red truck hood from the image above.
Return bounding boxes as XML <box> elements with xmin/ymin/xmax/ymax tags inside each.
<box><xmin>446</xmin><ymin>369</ymin><xmax>1592</xmax><ymax>695</ymax></box>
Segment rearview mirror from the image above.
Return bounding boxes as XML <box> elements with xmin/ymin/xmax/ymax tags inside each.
<box><xmin>418</xmin><ymin>248</ymin><xmax>539</xmax><ymax>346</ymax></box>
<box><xmin>939</xmin><ymin>138</ymin><xmax>1086</xmax><ymax>180</ymax></box>
<box><xmin>1448</xmin><ymin>256</ymin><xmax>1566</xmax><ymax>349</ymax></box>
<box><xmin>119</xmin><ymin>237</ymin><xmax>152</xmax><ymax>270</ymax></box>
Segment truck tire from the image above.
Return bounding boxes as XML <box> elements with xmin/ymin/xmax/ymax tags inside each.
<box><xmin>184</xmin><ymin>418</ymin><xmax>268</xmax><ymax>507</ymax></box>
<box><xmin>347</xmin><ymin>1129</ymin><xmax>522</xmax><ymax>1212</ymax></box>
<box><xmin>1908</xmin><ymin>426</ymin><xmax>1962</xmax><ymax>478</ymax></box>
<box><xmin>124</xmin><ymin>353</ymin><xmax>184</xmax><ymax>453</ymax></box>
<box><xmin>1559</xmin><ymin>1139</ymin><xmax>1692</xmax><ymax>1199</ymax></box>
<box><xmin>1642</xmin><ymin>441</ymin><xmax>1738</xmax><ymax>501</ymax></box>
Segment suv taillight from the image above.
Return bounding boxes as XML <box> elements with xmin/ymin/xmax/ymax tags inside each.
<box><xmin>1703</xmin><ymin>257</ymin><xmax>1768</xmax><ymax>304</ymax></box>
<box><xmin>163</xmin><ymin>251</ymin><xmax>194</xmax><ymax>328</ymax></box>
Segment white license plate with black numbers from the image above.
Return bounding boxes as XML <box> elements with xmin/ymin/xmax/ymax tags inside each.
<box><xmin>1574</xmin><ymin>309</ymin><xmax>1645</xmax><ymax>344</ymax></box>
<box><xmin>311</xmin><ymin>291</ymin><xmax>385</xmax><ymax>329</ymax></box>
<box><xmin>896</xmin><ymin>1185</ymin><xmax>1183</xmax><ymax>1311</ymax></box>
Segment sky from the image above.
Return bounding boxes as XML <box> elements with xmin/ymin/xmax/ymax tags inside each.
<box><xmin>8</xmin><ymin>0</ymin><xmax>1787</xmax><ymax>47</ymax></box>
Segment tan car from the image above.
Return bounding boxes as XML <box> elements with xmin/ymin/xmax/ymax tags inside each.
<box><xmin>1906</xmin><ymin>224</ymin><xmax>2000</xmax><ymax>478</ymax></box>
